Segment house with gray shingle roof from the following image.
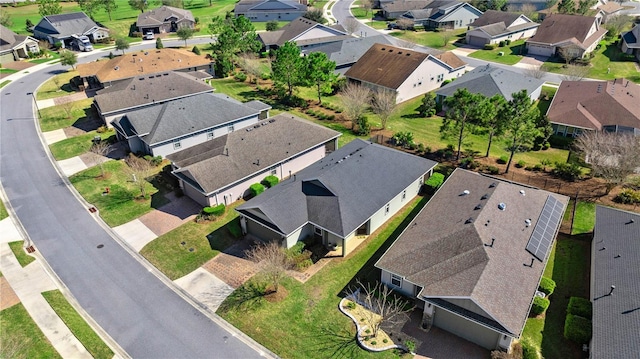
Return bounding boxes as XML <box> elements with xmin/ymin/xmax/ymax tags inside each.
<box><xmin>376</xmin><ymin>169</ymin><xmax>568</xmax><ymax>351</ymax></box>
<box><xmin>137</xmin><ymin>6</ymin><xmax>195</xmax><ymax>34</ymax></box>
<box><xmin>111</xmin><ymin>93</ymin><xmax>271</xmax><ymax>157</ymax></box>
<box><xmin>301</xmin><ymin>35</ymin><xmax>396</xmax><ymax>74</ymax></box>
<box><xmin>94</xmin><ymin>71</ymin><xmax>213</xmax><ymax>125</ymax></box>
<box><xmin>465</xmin><ymin>10</ymin><xmax>539</xmax><ymax>47</ymax></box>
<box><xmin>389</xmin><ymin>0</ymin><xmax>483</xmax><ymax>29</ymax></box>
<box><xmin>166</xmin><ymin>114</ymin><xmax>341</xmax><ymax>207</ymax></box>
<box><xmin>236</xmin><ymin>139</ymin><xmax>437</xmax><ymax>255</ymax></box>
<box><xmin>258</xmin><ymin>16</ymin><xmax>350</xmax><ymax>51</ymax></box>
<box><xmin>436</xmin><ymin>64</ymin><xmax>544</xmax><ymax>104</ymax></box>
<box><xmin>0</xmin><ymin>24</ymin><xmax>39</xmax><ymax>64</ymax></box>
<box><xmin>234</xmin><ymin>0</ymin><xmax>307</xmax><ymax>22</ymax></box>
<box><xmin>621</xmin><ymin>24</ymin><xmax>640</xmax><ymax>61</ymax></box>
<box><xmin>33</xmin><ymin>12</ymin><xmax>109</xmax><ymax>48</ymax></box>
<box><xmin>591</xmin><ymin>206</ymin><xmax>640</xmax><ymax>359</ymax></box>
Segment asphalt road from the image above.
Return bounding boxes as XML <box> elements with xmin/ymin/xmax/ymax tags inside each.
<box><xmin>0</xmin><ymin>39</ymin><xmax>269</xmax><ymax>359</ymax></box>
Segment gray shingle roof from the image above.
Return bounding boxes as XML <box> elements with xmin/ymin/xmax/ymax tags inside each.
<box><xmin>137</xmin><ymin>6</ymin><xmax>194</xmax><ymax>27</ymax></box>
<box><xmin>591</xmin><ymin>206</ymin><xmax>640</xmax><ymax>359</ymax></box>
<box><xmin>376</xmin><ymin>169</ymin><xmax>568</xmax><ymax>337</ymax></box>
<box><xmin>167</xmin><ymin>113</ymin><xmax>341</xmax><ymax>194</ymax></box>
<box><xmin>34</xmin><ymin>12</ymin><xmax>104</xmax><ymax>37</ymax></box>
<box><xmin>0</xmin><ymin>25</ymin><xmax>35</xmax><ymax>53</ymax></box>
<box><xmin>436</xmin><ymin>64</ymin><xmax>544</xmax><ymax>101</ymax></box>
<box><xmin>258</xmin><ymin>17</ymin><xmax>347</xmax><ymax>47</ymax></box>
<box><xmin>236</xmin><ymin>139</ymin><xmax>437</xmax><ymax>237</ymax></box>
<box><xmin>94</xmin><ymin>71</ymin><xmax>213</xmax><ymax>115</ymax></box>
<box><xmin>235</xmin><ymin>0</ymin><xmax>307</xmax><ymax>13</ymax></box>
<box><xmin>470</xmin><ymin>10</ymin><xmax>522</xmax><ymax>27</ymax></box>
<box><xmin>302</xmin><ymin>35</ymin><xmax>397</xmax><ymax>67</ymax></box>
<box><xmin>112</xmin><ymin>93</ymin><xmax>269</xmax><ymax>146</ymax></box>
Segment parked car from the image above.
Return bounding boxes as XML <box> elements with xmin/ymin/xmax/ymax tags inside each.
<box><xmin>144</xmin><ymin>32</ymin><xmax>155</xmax><ymax>40</ymax></box>
<box><xmin>75</xmin><ymin>35</ymin><xmax>93</xmax><ymax>52</ymax></box>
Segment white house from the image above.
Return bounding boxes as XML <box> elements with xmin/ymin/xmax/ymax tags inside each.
<box><xmin>0</xmin><ymin>25</ymin><xmax>40</xmax><ymax>64</ymax></box>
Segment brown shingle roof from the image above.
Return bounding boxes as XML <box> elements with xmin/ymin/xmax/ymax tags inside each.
<box><xmin>526</xmin><ymin>14</ymin><xmax>603</xmax><ymax>47</ymax></box>
<box><xmin>433</xmin><ymin>51</ymin><xmax>466</xmax><ymax>69</ymax></box>
<box><xmin>77</xmin><ymin>48</ymin><xmax>212</xmax><ymax>83</ymax></box>
<box><xmin>598</xmin><ymin>1</ymin><xmax>623</xmax><ymax>14</ymax></box>
<box><xmin>546</xmin><ymin>78</ymin><xmax>640</xmax><ymax>130</ymax></box>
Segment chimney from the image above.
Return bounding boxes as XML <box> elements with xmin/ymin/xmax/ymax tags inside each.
<box><xmin>608</xmin><ymin>285</ymin><xmax>616</xmax><ymax>296</ymax></box>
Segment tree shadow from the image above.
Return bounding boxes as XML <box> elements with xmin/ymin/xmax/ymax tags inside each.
<box><xmin>301</xmin><ymin>324</ymin><xmax>363</xmax><ymax>359</ymax></box>
<box><xmin>217</xmin><ymin>280</ymin><xmax>266</xmax><ymax>313</ymax></box>
<box><xmin>205</xmin><ymin>225</ymin><xmax>237</xmax><ymax>252</ymax></box>
<box><xmin>72</xmin><ymin>107</ymin><xmax>102</xmax><ymax>132</ymax></box>
<box><xmin>401</xmin><ymin>113</ymin><xmax>423</xmax><ymax>119</ymax></box>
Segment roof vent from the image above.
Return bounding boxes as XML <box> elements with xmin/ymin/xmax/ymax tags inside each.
<box><xmin>481</xmin><ymin>193</ymin><xmax>488</xmax><ymax>200</ymax></box>
<box><xmin>489</xmin><ymin>182</ymin><xmax>497</xmax><ymax>188</ymax></box>
<box><xmin>461</xmin><ymin>190</ymin><xmax>470</xmax><ymax>196</ymax></box>
<box><xmin>626</xmin><ymin>219</ymin><xmax>635</xmax><ymax>225</ymax></box>
<box><xmin>381</xmin><ymin>47</ymin><xmax>386</xmax><ymax>50</ymax></box>
<box><xmin>498</xmin><ymin>203</ymin><xmax>506</xmax><ymax>211</ymax></box>
<box><xmin>520</xmin><ymin>190</ymin><xmax>526</xmax><ymax>196</ymax></box>
<box><xmin>474</xmin><ymin>204</ymin><xmax>482</xmax><ymax>210</ymax></box>
<box><xmin>114</xmin><ymin>66</ymin><xmax>119</xmax><ymax>70</ymax></box>
<box><xmin>465</xmin><ymin>217</ymin><xmax>474</xmax><ymax>224</ymax></box>
<box><xmin>525</xmin><ymin>218</ymin><xmax>532</xmax><ymax>227</ymax></box>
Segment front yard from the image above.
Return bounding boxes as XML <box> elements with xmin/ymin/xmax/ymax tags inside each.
<box><xmin>0</xmin><ymin>303</ymin><xmax>61</xmax><ymax>359</ymax></box>
<box><xmin>36</xmin><ymin>70</ymin><xmax>79</xmax><ymax>101</ymax></box>
<box><xmin>388</xmin><ymin>28</ymin><xmax>466</xmax><ymax>50</ymax></box>
<box><xmin>38</xmin><ymin>98</ymin><xmax>94</xmax><ymax>132</ymax></box>
<box><xmin>467</xmin><ymin>39</ymin><xmax>527</xmax><ymax>65</ymax></box>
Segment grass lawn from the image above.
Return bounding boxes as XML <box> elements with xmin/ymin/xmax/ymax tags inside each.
<box><xmin>388</xmin><ymin>28</ymin><xmax>466</xmax><ymax>50</ymax></box>
<box><xmin>0</xmin><ymin>200</ymin><xmax>8</xmax><ymax>220</ymax></box>
<box><xmin>0</xmin><ymin>68</ymin><xmax>18</xmax><ymax>75</ymax></box>
<box><xmin>41</xmin><ymin>290</ymin><xmax>113</xmax><ymax>359</ymax></box>
<box><xmin>39</xmin><ymin>98</ymin><xmax>94</xmax><ymax>132</ymax></box>
<box><xmin>218</xmin><ymin>196</ymin><xmax>426</xmax><ymax>359</ymax></box>
<box><xmin>140</xmin><ymin>202</ymin><xmax>243</xmax><ymax>280</ymax></box>
<box><xmin>49</xmin><ymin>130</ymin><xmax>115</xmax><ymax>161</ymax></box>
<box><xmin>467</xmin><ymin>39</ymin><xmax>527</xmax><ymax>65</ymax></box>
<box><xmin>0</xmin><ymin>303</ymin><xmax>62</xmax><ymax>359</ymax></box>
<box><xmin>8</xmin><ymin>241</ymin><xmax>35</xmax><ymax>267</ymax></box>
<box><xmin>0</xmin><ymin>80</ymin><xmax>11</xmax><ymax>88</ymax></box>
<box><xmin>69</xmin><ymin>160</ymin><xmax>170</xmax><ymax>227</ymax></box>
<box><xmin>564</xmin><ymin>200</ymin><xmax>596</xmax><ymax>235</ymax></box>
<box><xmin>29</xmin><ymin>52</ymin><xmax>61</xmax><ymax>64</ymax></box>
<box><xmin>537</xmin><ymin>85</ymin><xmax>558</xmax><ymax>116</ymax></box>
<box><xmin>36</xmin><ymin>70</ymin><xmax>79</xmax><ymax>100</ymax></box>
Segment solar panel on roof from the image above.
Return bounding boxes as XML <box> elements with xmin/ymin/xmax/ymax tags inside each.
<box><xmin>526</xmin><ymin>195</ymin><xmax>564</xmax><ymax>261</ymax></box>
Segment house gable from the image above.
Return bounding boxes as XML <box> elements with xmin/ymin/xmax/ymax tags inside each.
<box><xmin>250</xmin><ymin>0</ymin><xmax>299</xmax><ymax>10</ymax></box>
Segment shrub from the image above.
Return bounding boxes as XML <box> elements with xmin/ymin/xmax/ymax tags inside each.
<box><xmin>192</xmin><ymin>45</ymin><xmax>201</xmax><ymax>55</ymax></box>
<box><xmin>234</xmin><ymin>71</ymin><xmax>247</xmax><ymax>82</ymax></box>
<box><xmin>108</xmin><ymin>51</ymin><xmax>115</xmax><ymax>59</ymax></box>
<box><xmin>404</xmin><ymin>340</ymin><xmax>416</xmax><ymax>353</ymax></box>
<box><xmin>533</xmin><ymin>164</ymin><xmax>543</xmax><ymax>172</ymax></box>
<box><xmin>425</xmin><ymin>172</ymin><xmax>445</xmax><ymax>190</ymax></box>
<box><xmin>486</xmin><ymin>165</ymin><xmax>500</xmax><ymax>175</ymax></box>
<box><xmin>132</xmin><ymin>31</ymin><xmax>143</xmax><ymax>38</ymax></box>
<box><xmin>356</xmin><ymin>116</ymin><xmax>370</xmax><ymax>135</ymax></box>
<box><xmin>614</xmin><ymin>189</ymin><xmax>640</xmax><ymax>204</ymax></box>
<box><xmin>203</xmin><ymin>204</ymin><xmax>225</xmax><ymax>216</ymax></box>
<box><xmin>149</xmin><ymin>156</ymin><xmax>162</xmax><ymax>166</ymax></box>
<box><xmin>261</xmin><ymin>175</ymin><xmax>279</xmax><ymax>188</ymax></box>
<box><xmin>552</xmin><ymin>162</ymin><xmax>582</xmax><ymax>181</ymax></box>
<box><xmin>497</xmin><ymin>156</ymin><xmax>508</xmax><ymax>164</ymax></box>
<box><xmin>250</xmin><ymin>183</ymin><xmax>265</xmax><ymax>197</ymax></box>
<box><xmin>228</xmin><ymin>218</ymin><xmax>242</xmax><ymax>238</ymax></box>
<box><xmin>516</xmin><ymin>160</ymin><xmax>526</xmax><ymax>168</ymax></box>
<box><xmin>520</xmin><ymin>339</ymin><xmax>539</xmax><ymax>359</ymax></box>
<box><xmin>156</xmin><ymin>38</ymin><xmax>164</xmax><ymax>49</ymax></box>
<box><xmin>97</xmin><ymin>125</ymin><xmax>108</xmax><ymax>133</ymax></box>
<box><xmin>266</xmin><ymin>19</ymin><xmax>279</xmax><ymax>31</ymax></box>
<box><xmin>345</xmin><ymin>301</ymin><xmax>356</xmax><ymax>310</ymax></box>
<box><xmin>370</xmin><ymin>341</ymin><xmax>377</xmax><ymax>345</ymax></box>
<box><xmin>538</xmin><ymin>277</ymin><xmax>556</xmax><ymax>296</ymax></box>
<box><xmin>498</xmin><ymin>40</ymin><xmax>506</xmax><ymax>47</ymax></box>
<box><xmin>567</xmin><ymin>297</ymin><xmax>592</xmax><ymax>318</ymax></box>
<box><xmin>260</xmin><ymin>72</ymin><xmax>271</xmax><ymax>80</ymax></box>
<box><xmin>548</xmin><ymin>134</ymin><xmax>573</xmax><ymax>149</ymax></box>
<box><xmin>505</xmin><ymin>39</ymin><xmax>512</xmax><ymax>45</ymax></box>
<box><xmin>327</xmin><ymin>115</ymin><xmax>335</xmax><ymax>121</ymax></box>
<box><xmin>483</xmin><ymin>44</ymin><xmax>497</xmax><ymax>50</ymax></box>
<box><xmin>382</xmin><ymin>339</ymin><xmax>388</xmax><ymax>344</ymax></box>
<box><xmin>461</xmin><ymin>158</ymin><xmax>480</xmax><ymax>170</ymax></box>
<box><xmin>530</xmin><ymin>296</ymin><xmax>550</xmax><ymax>316</ymax></box>
<box><xmin>564</xmin><ymin>314</ymin><xmax>592</xmax><ymax>344</ymax></box>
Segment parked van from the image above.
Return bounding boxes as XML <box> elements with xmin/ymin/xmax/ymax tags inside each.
<box><xmin>75</xmin><ymin>35</ymin><xmax>93</xmax><ymax>52</ymax></box>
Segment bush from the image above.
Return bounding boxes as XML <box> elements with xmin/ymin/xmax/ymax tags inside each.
<box><xmin>552</xmin><ymin>162</ymin><xmax>582</xmax><ymax>181</ymax></box>
<box><xmin>250</xmin><ymin>183</ymin><xmax>265</xmax><ymax>197</ymax></box>
<box><xmin>156</xmin><ymin>38</ymin><xmax>163</xmax><ymax>49</ymax></box>
<box><xmin>460</xmin><ymin>158</ymin><xmax>479</xmax><ymax>170</ymax></box>
<box><xmin>192</xmin><ymin>45</ymin><xmax>201</xmax><ymax>55</ymax></box>
<box><xmin>486</xmin><ymin>165</ymin><xmax>500</xmax><ymax>175</ymax></box>
<box><xmin>515</xmin><ymin>160</ymin><xmax>526</xmax><ymax>168</ymax></box>
<box><xmin>497</xmin><ymin>156</ymin><xmax>508</xmax><ymax>164</ymax></box>
<box><xmin>203</xmin><ymin>204</ymin><xmax>225</xmax><ymax>216</ymax></box>
<box><xmin>345</xmin><ymin>300</ymin><xmax>356</xmax><ymax>309</ymax></box>
<box><xmin>148</xmin><ymin>155</ymin><xmax>162</xmax><ymax>166</ymax></box>
<box><xmin>505</xmin><ymin>39</ymin><xmax>512</xmax><ymax>45</ymax></box>
<box><xmin>530</xmin><ymin>296</ymin><xmax>550</xmax><ymax>316</ymax></box>
<box><xmin>520</xmin><ymin>339</ymin><xmax>539</xmax><ymax>359</ymax></box>
<box><xmin>548</xmin><ymin>135</ymin><xmax>573</xmax><ymax>149</ymax></box>
<box><xmin>404</xmin><ymin>340</ymin><xmax>416</xmax><ymax>353</ymax></box>
<box><xmin>228</xmin><ymin>218</ymin><xmax>242</xmax><ymax>238</ymax></box>
<box><xmin>538</xmin><ymin>277</ymin><xmax>556</xmax><ymax>296</ymax></box>
<box><xmin>54</xmin><ymin>41</ymin><xmax>63</xmax><ymax>49</ymax></box>
<box><xmin>261</xmin><ymin>175</ymin><xmax>279</xmax><ymax>188</ymax></box>
<box><xmin>567</xmin><ymin>297</ymin><xmax>592</xmax><ymax>318</ymax></box>
<box><xmin>564</xmin><ymin>314</ymin><xmax>592</xmax><ymax>344</ymax></box>
<box><xmin>132</xmin><ymin>31</ymin><xmax>143</xmax><ymax>38</ymax></box>
<box><xmin>614</xmin><ymin>189</ymin><xmax>640</xmax><ymax>204</ymax></box>
<box><xmin>498</xmin><ymin>40</ymin><xmax>506</xmax><ymax>47</ymax></box>
<box><xmin>484</xmin><ymin>44</ymin><xmax>497</xmax><ymax>50</ymax></box>
<box><xmin>266</xmin><ymin>19</ymin><xmax>279</xmax><ymax>31</ymax></box>
<box><xmin>425</xmin><ymin>172</ymin><xmax>445</xmax><ymax>190</ymax></box>
<box><xmin>532</xmin><ymin>164</ymin><xmax>543</xmax><ymax>172</ymax></box>
<box><xmin>356</xmin><ymin>116</ymin><xmax>370</xmax><ymax>135</ymax></box>
<box><xmin>233</xmin><ymin>71</ymin><xmax>247</xmax><ymax>82</ymax></box>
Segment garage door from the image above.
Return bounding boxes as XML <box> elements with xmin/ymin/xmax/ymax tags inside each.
<box><xmin>467</xmin><ymin>35</ymin><xmax>487</xmax><ymax>47</ymax></box>
<box><xmin>433</xmin><ymin>307</ymin><xmax>500</xmax><ymax>350</ymax></box>
<box><xmin>527</xmin><ymin>44</ymin><xmax>553</xmax><ymax>57</ymax></box>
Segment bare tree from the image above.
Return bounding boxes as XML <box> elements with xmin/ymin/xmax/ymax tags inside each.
<box><xmin>520</xmin><ymin>3</ymin><xmax>538</xmax><ymax>20</ymax></box>
<box><xmin>125</xmin><ymin>154</ymin><xmax>153</xmax><ymax>198</ymax></box>
<box><xmin>394</xmin><ymin>38</ymin><xmax>416</xmax><ymax>50</ymax></box>
<box><xmin>53</xmin><ymin>76</ymin><xmax>62</xmax><ymax>91</ymax></box>
<box><xmin>396</xmin><ymin>18</ymin><xmax>414</xmax><ymax>31</ymax></box>
<box><xmin>560</xmin><ymin>65</ymin><xmax>590</xmax><ymax>81</ymax></box>
<box><xmin>238</xmin><ymin>53</ymin><xmax>262</xmax><ymax>84</ymax></box>
<box><xmin>59</xmin><ymin>99</ymin><xmax>75</xmax><ymax>119</ymax></box>
<box><xmin>574</xmin><ymin>131</ymin><xmax>640</xmax><ymax>193</ymax></box>
<box><xmin>523</xmin><ymin>65</ymin><xmax>547</xmax><ymax>80</ymax></box>
<box><xmin>244</xmin><ymin>241</ymin><xmax>294</xmax><ymax>294</ymax></box>
<box><xmin>361</xmin><ymin>0</ymin><xmax>373</xmax><ymax>17</ymax></box>
<box><xmin>441</xmin><ymin>30</ymin><xmax>453</xmax><ymax>48</ymax></box>
<box><xmin>605</xmin><ymin>15</ymin><xmax>631</xmax><ymax>35</ymax></box>
<box><xmin>344</xmin><ymin>280</ymin><xmax>414</xmax><ymax>337</ymax></box>
<box><xmin>90</xmin><ymin>140</ymin><xmax>112</xmax><ymax>178</ymax></box>
<box><xmin>557</xmin><ymin>46</ymin><xmax>581</xmax><ymax>65</ymax></box>
<box><xmin>341</xmin><ymin>82</ymin><xmax>371</xmax><ymax>132</ymax></box>
<box><xmin>372</xmin><ymin>89</ymin><xmax>397</xmax><ymax>129</ymax></box>
<box><xmin>343</xmin><ymin>17</ymin><xmax>360</xmax><ymax>35</ymax></box>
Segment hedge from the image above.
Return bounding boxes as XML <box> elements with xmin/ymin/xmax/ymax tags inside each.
<box><xmin>538</xmin><ymin>277</ymin><xmax>556</xmax><ymax>296</ymax></box>
<box><xmin>521</xmin><ymin>338</ymin><xmax>539</xmax><ymax>359</ymax></box>
<box><xmin>567</xmin><ymin>297</ymin><xmax>592</xmax><ymax>318</ymax></box>
<box><xmin>530</xmin><ymin>296</ymin><xmax>550</xmax><ymax>316</ymax></box>
<box><xmin>425</xmin><ymin>172</ymin><xmax>445</xmax><ymax>189</ymax></box>
<box><xmin>228</xmin><ymin>218</ymin><xmax>242</xmax><ymax>238</ymax></box>
<box><xmin>250</xmin><ymin>183</ymin><xmax>265</xmax><ymax>197</ymax></box>
<box><xmin>262</xmin><ymin>175</ymin><xmax>279</xmax><ymax>188</ymax></box>
<box><xmin>564</xmin><ymin>314</ymin><xmax>592</xmax><ymax>344</ymax></box>
<box><xmin>203</xmin><ymin>204</ymin><xmax>225</xmax><ymax>216</ymax></box>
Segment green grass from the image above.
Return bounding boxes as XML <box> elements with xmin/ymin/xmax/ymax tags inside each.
<box><xmin>36</xmin><ymin>70</ymin><xmax>79</xmax><ymax>100</ymax></box>
<box><xmin>537</xmin><ymin>85</ymin><xmax>558</xmax><ymax>116</ymax></box>
<box><xmin>0</xmin><ymin>200</ymin><xmax>8</xmax><ymax>220</ymax></box>
<box><xmin>69</xmin><ymin>160</ymin><xmax>170</xmax><ymax>227</ymax></box>
<box><xmin>218</xmin><ymin>196</ymin><xmax>426</xmax><ymax>359</ymax></box>
<box><xmin>49</xmin><ymin>130</ymin><xmax>114</xmax><ymax>161</ymax></box>
<box><xmin>0</xmin><ymin>303</ymin><xmax>62</xmax><ymax>359</ymax></box>
<box><xmin>252</xmin><ymin>21</ymin><xmax>290</xmax><ymax>32</ymax></box>
<box><xmin>467</xmin><ymin>39</ymin><xmax>527</xmax><ymax>65</ymax></box>
<box><xmin>564</xmin><ymin>200</ymin><xmax>596</xmax><ymax>235</ymax></box>
<box><xmin>29</xmin><ymin>52</ymin><xmax>61</xmax><ymax>64</ymax></box>
<box><xmin>39</xmin><ymin>98</ymin><xmax>94</xmax><ymax>132</ymax></box>
<box><xmin>389</xmin><ymin>28</ymin><xmax>466</xmax><ymax>50</ymax></box>
<box><xmin>0</xmin><ymin>68</ymin><xmax>18</xmax><ymax>74</ymax></box>
<box><xmin>41</xmin><ymin>290</ymin><xmax>113</xmax><ymax>359</ymax></box>
<box><xmin>0</xmin><ymin>80</ymin><xmax>11</xmax><ymax>88</ymax></box>
<box><xmin>140</xmin><ymin>202</ymin><xmax>243</xmax><ymax>280</ymax></box>
<box><xmin>8</xmin><ymin>241</ymin><xmax>35</xmax><ymax>267</ymax></box>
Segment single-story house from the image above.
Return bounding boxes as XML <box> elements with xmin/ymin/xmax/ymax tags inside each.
<box><xmin>234</xmin><ymin>0</ymin><xmax>308</xmax><ymax>22</ymax></box>
<box><xmin>345</xmin><ymin>43</ymin><xmax>466</xmax><ymax>103</ymax></box>
<box><xmin>466</xmin><ymin>10</ymin><xmax>539</xmax><ymax>47</ymax></box>
<box><xmin>77</xmin><ymin>48</ymin><xmax>213</xmax><ymax>88</ymax></box>
<box><xmin>590</xmin><ymin>206</ymin><xmax>640</xmax><ymax>359</ymax></box>
<box><xmin>111</xmin><ymin>93</ymin><xmax>271</xmax><ymax>157</ymax></box>
<box><xmin>381</xmin><ymin>0</ymin><xmax>432</xmax><ymax>20</ymax></box>
<box><xmin>435</xmin><ymin>64</ymin><xmax>544</xmax><ymax>104</ymax></box>
<box><xmin>33</xmin><ymin>12</ymin><xmax>109</xmax><ymax>48</ymax></box>
<box><xmin>236</xmin><ymin>139</ymin><xmax>438</xmax><ymax>255</ymax></box>
<box><xmin>546</xmin><ymin>78</ymin><xmax>640</xmax><ymax>137</ymax></box>
<box><xmin>525</xmin><ymin>14</ymin><xmax>607</xmax><ymax>58</ymax></box>
<box><xmin>167</xmin><ymin>114</ymin><xmax>341</xmax><ymax>207</ymax></box>
<box><xmin>395</xmin><ymin>1</ymin><xmax>483</xmax><ymax>30</ymax></box>
<box><xmin>258</xmin><ymin>16</ymin><xmax>351</xmax><ymax>51</ymax></box>
<box><xmin>376</xmin><ymin>168</ymin><xmax>568</xmax><ymax>351</ymax></box>
<box><xmin>93</xmin><ymin>71</ymin><xmax>213</xmax><ymax>125</ymax></box>
<box><xmin>621</xmin><ymin>24</ymin><xmax>640</xmax><ymax>61</ymax></box>
<box><xmin>596</xmin><ymin>0</ymin><xmax>623</xmax><ymax>22</ymax></box>
<box><xmin>0</xmin><ymin>25</ymin><xmax>40</xmax><ymax>64</ymax></box>
<box><xmin>137</xmin><ymin>6</ymin><xmax>195</xmax><ymax>34</ymax></box>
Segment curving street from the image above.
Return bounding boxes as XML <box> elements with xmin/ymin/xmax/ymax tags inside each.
<box><xmin>0</xmin><ymin>39</ymin><xmax>270</xmax><ymax>359</ymax></box>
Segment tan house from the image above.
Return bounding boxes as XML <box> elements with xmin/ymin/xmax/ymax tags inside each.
<box><xmin>525</xmin><ymin>14</ymin><xmax>607</xmax><ymax>58</ymax></box>
<box><xmin>345</xmin><ymin>43</ymin><xmax>466</xmax><ymax>103</ymax></box>
<box><xmin>0</xmin><ymin>25</ymin><xmax>39</xmax><ymax>64</ymax></box>
<box><xmin>137</xmin><ymin>6</ymin><xmax>195</xmax><ymax>34</ymax></box>
<box><xmin>466</xmin><ymin>10</ymin><xmax>539</xmax><ymax>47</ymax></box>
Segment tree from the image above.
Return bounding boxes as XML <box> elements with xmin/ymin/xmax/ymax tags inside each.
<box><xmin>305</xmin><ymin>51</ymin><xmax>337</xmax><ymax>104</ymax></box>
<box><xmin>176</xmin><ymin>27</ymin><xmax>194</xmax><ymax>47</ymax></box>
<box><xmin>545</xmin><ymin>0</ymin><xmax>559</xmax><ymax>11</ymax></box>
<box><xmin>38</xmin><ymin>0</ymin><xmax>62</xmax><ymax>16</ymax></box>
<box><xmin>101</xmin><ymin>0</ymin><xmax>118</xmax><ymax>21</ymax></box>
<box><xmin>361</xmin><ymin>0</ymin><xmax>373</xmax><ymax>17</ymax></box>
<box><xmin>271</xmin><ymin>41</ymin><xmax>305</xmax><ymax>97</ymax></box>
<box><xmin>441</xmin><ymin>88</ymin><xmax>489</xmax><ymax>161</ymax></box>
<box><xmin>557</xmin><ymin>0</ymin><xmax>575</xmax><ymax>13</ymax></box>
<box><xmin>209</xmin><ymin>16</ymin><xmax>261</xmax><ymax>77</ymax></box>
<box><xmin>519</xmin><ymin>3</ymin><xmax>538</xmax><ymax>20</ymax></box>
<box><xmin>155</xmin><ymin>37</ymin><xmax>164</xmax><ymax>49</ymax></box>
<box><xmin>343</xmin><ymin>17</ymin><xmax>360</xmax><ymax>35</ymax></box>
<box><xmin>441</xmin><ymin>30</ymin><xmax>453</xmax><ymax>47</ymax></box>
<box><xmin>78</xmin><ymin>0</ymin><xmax>100</xmax><ymax>19</ymax></box>
<box><xmin>125</xmin><ymin>155</ymin><xmax>153</xmax><ymax>198</ymax></box>
<box><xmin>560</xmin><ymin>65</ymin><xmax>590</xmax><ymax>81</ymax></box>
<box><xmin>303</xmin><ymin>8</ymin><xmax>327</xmax><ymax>24</ymax></box>
<box><xmin>396</xmin><ymin>18</ymin><xmax>414</xmax><ymax>31</ymax></box>
<box><xmin>557</xmin><ymin>45</ymin><xmax>581</xmax><ymax>65</ymax></box>
<box><xmin>341</xmin><ymin>82</ymin><xmax>371</xmax><ymax>132</ymax></box>
<box><xmin>417</xmin><ymin>92</ymin><xmax>437</xmax><ymax>117</ymax></box>
<box><xmin>606</xmin><ymin>15</ymin><xmax>632</xmax><ymax>39</ymax></box>
<box><xmin>478</xmin><ymin>95</ymin><xmax>508</xmax><ymax>157</ymax></box>
<box><xmin>265</xmin><ymin>19</ymin><xmax>279</xmax><ymax>31</ymax></box>
<box><xmin>577</xmin><ymin>0</ymin><xmax>596</xmax><ymax>15</ymax></box>
<box><xmin>59</xmin><ymin>50</ymin><xmax>77</xmax><ymax>69</ymax></box>
<box><xmin>372</xmin><ymin>89</ymin><xmax>397</xmax><ymax>129</ymax></box>
<box><xmin>502</xmin><ymin>90</ymin><xmax>541</xmax><ymax>173</ymax></box>
<box><xmin>238</xmin><ymin>53</ymin><xmax>263</xmax><ymax>84</ymax></box>
<box><xmin>59</xmin><ymin>99</ymin><xmax>75</xmax><ymax>118</ymax></box>
<box><xmin>488</xmin><ymin>0</ymin><xmax>507</xmax><ymax>10</ymax></box>
<box><xmin>115</xmin><ymin>38</ymin><xmax>129</xmax><ymax>55</ymax></box>
<box><xmin>344</xmin><ymin>280</ymin><xmax>414</xmax><ymax>338</ymax></box>
<box><xmin>128</xmin><ymin>0</ymin><xmax>148</xmax><ymax>13</ymax></box>
<box><xmin>524</xmin><ymin>65</ymin><xmax>547</xmax><ymax>80</ymax></box>
<box><xmin>244</xmin><ymin>241</ymin><xmax>293</xmax><ymax>294</ymax></box>
<box><xmin>0</xmin><ymin>12</ymin><xmax>13</xmax><ymax>27</ymax></box>
<box><xmin>574</xmin><ymin>132</ymin><xmax>640</xmax><ymax>193</ymax></box>
<box><xmin>90</xmin><ymin>140</ymin><xmax>112</xmax><ymax>178</ymax></box>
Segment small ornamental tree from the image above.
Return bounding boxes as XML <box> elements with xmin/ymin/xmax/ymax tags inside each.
<box><xmin>538</xmin><ymin>277</ymin><xmax>556</xmax><ymax>296</ymax></box>
<box><xmin>155</xmin><ymin>37</ymin><xmax>164</xmax><ymax>49</ymax></box>
<box><xmin>59</xmin><ymin>50</ymin><xmax>77</xmax><ymax>69</ymax></box>
<box><xmin>250</xmin><ymin>183</ymin><xmax>265</xmax><ymax>197</ymax></box>
<box><xmin>176</xmin><ymin>27</ymin><xmax>195</xmax><ymax>47</ymax></box>
<box><xmin>261</xmin><ymin>175</ymin><xmax>279</xmax><ymax>188</ymax></box>
<box><xmin>530</xmin><ymin>296</ymin><xmax>550</xmax><ymax>316</ymax></box>
<box><xmin>115</xmin><ymin>37</ymin><xmax>129</xmax><ymax>55</ymax></box>
<box><xmin>245</xmin><ymin>241</ymin><xmax>294</xmax><ymax>294</ymax></box>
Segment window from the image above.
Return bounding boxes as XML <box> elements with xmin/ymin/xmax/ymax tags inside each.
<box><xmin>227</xmin><ymin>125</ymin><xmax>234</xmax><ymax>133</ymax></box>
<box><xmin>385</xmin><ymin>203</ymin><xmax>390</xmax><ymax>215</ymax></box>
<box><xmin>314</xmin><ymin>226</ymin><xmax>322</xmax><ymax>236</ymax></box>
<box><xmin>402</xmin><ymin>190</ymin><xmax>406</xmax><ymax>201</ymax></box>
<box><xmin>270</xmin><ymin>167</ymin><xmax>277</xmax><ymax>175</ymax></box>
<box><xmin>173</xmin><ymin>140</ymin><xmax>181</xmax><ymax>150</ymax></box>
<box><xmin>391</xmin><ymin>274</ymin><xmax>402</xmax><ymax>287</ymax></box>
<box><xmin>437</xmin><ymin>74</ymin><xmax>444</xmax><ymax>82</ymax></box>
<box><xmin>207</xmin><ymin>130</ymin><xmax>214</xmax><ymax>139</ymax></box>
